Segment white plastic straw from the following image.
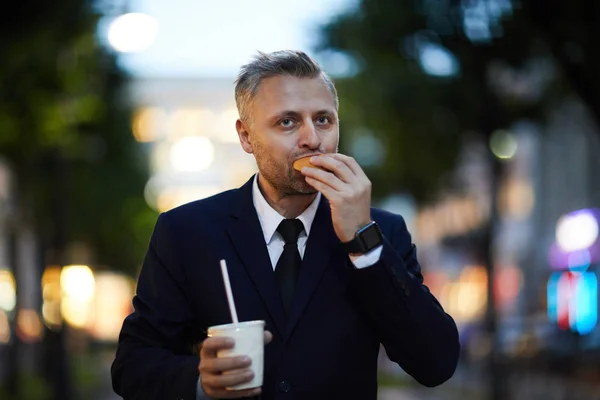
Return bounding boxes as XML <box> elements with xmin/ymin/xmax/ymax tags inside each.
<box><xmin>219</xmin><ymin>259</ymin><xmax>239</xmax><ymax>324</ymax></box>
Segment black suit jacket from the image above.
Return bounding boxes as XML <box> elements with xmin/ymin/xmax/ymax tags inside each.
<box><xmin>111</xmin><ymin>175</ymin><xmax>460</xmax><ymax>400</ymax></box>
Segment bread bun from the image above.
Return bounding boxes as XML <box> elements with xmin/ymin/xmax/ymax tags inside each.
<box><xmin>293</xmin><ymin>155</ymin><xmax>324</xmax><ymax>171</ymax></box>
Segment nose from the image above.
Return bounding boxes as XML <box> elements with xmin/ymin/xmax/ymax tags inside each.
<box><xmin>298</xmin><ymin>120</ymin><xmax>321</xmax><ymax>150</ymax></box>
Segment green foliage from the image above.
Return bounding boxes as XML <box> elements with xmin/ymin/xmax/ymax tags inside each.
<box><xmin>0</xmin><ymin>1</ymin><xmax>156</xmax><ymax>275</ymax></box>
<box><xmin>66</xmin><ymin>59</ymin><xmax>157</xmax><ymax>275</ymax></box>
<box><xmin>0</xmin><ymin>373</ymin><xmax>52</xmax><ymax>400</ymax></box>
<box><xmin>0</xmin><ymin>2</ymin><xmax>101</xmax><ymax>158</ymax></box>
<box><xmin>318</xmin><ymin>0</ymin><xmax>587</xmax><ymax>202</ymax></box>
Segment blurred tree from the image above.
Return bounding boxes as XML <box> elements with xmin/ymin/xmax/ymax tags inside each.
<box><xmin>0</xmin><ymin>1</ymin><xmax>156</xmax><ymax>399</ymax></box>
<box><xmin>320</xmin><ymin>0</ymin><xmax>600</xmax><ymax>200</ymax></box>
<box><xmin>319</xmin><ymin>0</ymin><xmax>556</xmax><ymax>201</ymax></box>
<box><xmin>319</xmin><ymin>1</ymin><xmax>599</xmax><ymax>399</ymax></box>
<box><xmin>0</xmin><ymin>0</ymin><xmax>155</xmax><ymax>276</ymax></box>
<box><xmin>521</xmin><ymin>0</ymin><xmax>600</xmax><ymax>127</ymax></box>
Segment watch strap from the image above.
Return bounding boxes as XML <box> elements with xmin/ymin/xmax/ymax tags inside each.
<box><xmin>341</xmin><ymin>221</ymin><xmax>383</xmax><ymax>254</ymax></box>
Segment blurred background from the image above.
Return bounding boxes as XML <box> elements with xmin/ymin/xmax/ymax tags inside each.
<box><xmin>1</xmin><ymin>0</ymin><xmax>599</xmax><ymax>399</ymax></box>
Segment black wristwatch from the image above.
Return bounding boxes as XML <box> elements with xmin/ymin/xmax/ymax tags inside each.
<box><xmin>341</xmin><ymin>221</ymin><xmax>383</xmax><ymax>254</ymax></box>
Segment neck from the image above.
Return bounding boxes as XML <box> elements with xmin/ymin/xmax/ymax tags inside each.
<box><xmin>257</xmin><ymin>174</ymin><xmax>317</xmax><ymax>219</ymax></box>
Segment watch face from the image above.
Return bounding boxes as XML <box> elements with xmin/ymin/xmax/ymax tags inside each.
<box><xmin>360</xmin><ymin>224</ymin><xmax>383</xmax><ymax>249</ymax></box>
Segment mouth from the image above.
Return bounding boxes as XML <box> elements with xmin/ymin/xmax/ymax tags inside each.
<box><xmin>293</xmin><ymin>153</ymin><xmax>323</xmax><ymax>162</ymax></box>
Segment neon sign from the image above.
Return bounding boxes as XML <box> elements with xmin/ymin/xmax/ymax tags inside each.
<box><xmin>547</xmin><ymin>271</ymin><xmax>598</xmax><ymax>335</ymax></box>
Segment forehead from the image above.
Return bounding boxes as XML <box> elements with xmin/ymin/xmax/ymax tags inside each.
<box><xmin>250</xmin><ymin>75</ymin><xmax>337</xmax><ymax>116</ymax></box>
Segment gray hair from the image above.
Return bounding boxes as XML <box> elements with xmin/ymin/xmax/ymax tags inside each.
<box><xmin>234</xmin><ymin>50</ymin><xmax>338</xmax><ymax>124</ymax></box>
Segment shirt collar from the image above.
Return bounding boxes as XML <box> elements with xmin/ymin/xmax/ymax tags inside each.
<box><xmin>252</xmin><ymin>173</ymin><xmax>321</xmax><ymax>244</ymax></box>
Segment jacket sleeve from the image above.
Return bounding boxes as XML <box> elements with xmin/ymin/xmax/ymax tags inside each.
<box><xmin>350</xmin><ymin>214</ymin><xmax>460</xmax><ymax>387</ymax></box>
<box><xmin>111</xmin><ymin>212</ymin><xmax>201</xmax><ymax>400</ymax></box>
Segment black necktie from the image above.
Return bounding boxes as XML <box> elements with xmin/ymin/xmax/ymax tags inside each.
<box><xmin>275</xmin><ymin>219</ymin><xmax>304</xmax><ymax>317</ymax></box>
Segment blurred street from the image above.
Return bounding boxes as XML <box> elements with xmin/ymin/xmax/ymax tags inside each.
<box><xmin>2</xmin><ymin>0</ymin><xmax>600</xmax><ymax>399</ymax></box>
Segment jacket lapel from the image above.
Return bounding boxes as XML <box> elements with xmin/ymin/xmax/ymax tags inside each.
<box><xmin>225</xmin><ymin>176</ymin><xmax>287</xmax><ymax>338</ymax></box>
<box><xmin>285</xmin><ymin>196</ymin><xmax>339</xmax><ymax>340</ymax></box>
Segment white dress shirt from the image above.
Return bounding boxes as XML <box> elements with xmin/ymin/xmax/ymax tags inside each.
<box><xmin>251</xmin><ymin>174</ymin><xmax>382</xmax><ymax>269</ymax></box>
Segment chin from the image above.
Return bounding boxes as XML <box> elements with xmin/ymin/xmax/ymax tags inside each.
<box><xmin>293</xmin><ymin>182</ymin><xmax>318</xmax><ymax>195</ymax></box>
<box><xmin>282</xmin><ymin>171</ymin><xmax>316</xmax><ymax>195</ymax></box>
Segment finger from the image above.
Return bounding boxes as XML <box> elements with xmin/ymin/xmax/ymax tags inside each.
<box><xmin>328</xmin><ymin>153</ymin><xmax>366</xmax><ymax>178</ymax></box>
<box><xmin>264</xmin><ymin>331</ymin><xmax>273</xmax><ymax>345</ymax></box>
<box><xmin>203</xmin><ymin>368</ymin><xmax>255</xmax><ymax>389</ymax></box>
<box><xmin>203</xmin><ymin>355</ymin><xmax>252</xmax><ymax>373</ymax></box>
<box><xmin>308</xmin><ymin>155</ymin><xmax>355</xmax><ymax>183</ymax></box>
<box><xmin>204</xmin><ymin>386</ymin><xmax>262</xmax><ymax>399</ymax></box>
<box><xmin>304</xmin><ymin>176</ymin><xmax>341</xmax><ymax>202</ymax></box>
<box><xmin>301</xmin><ymin>166</ymin><xmax>346</xmax><ymax>192</ymax></box>
<box><xmin>201</xmin><ymin>336</ymin><xmax>235</xmax><ymax>358</ymax></box>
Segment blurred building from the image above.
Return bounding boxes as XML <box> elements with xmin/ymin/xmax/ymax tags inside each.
<box><xmin>128</xmin><ymin>77</ymin><xmax>258</xmax><ymax>213</ymax></box>
<box><xmin>535</xmin><ymin>99</ymin><xmax>600</xmax><ymax>353</ymax></box>
<box><xmin>411</xmin><ymin>97</ymin><xmax>600</xmax><ymax>366</ymax></box>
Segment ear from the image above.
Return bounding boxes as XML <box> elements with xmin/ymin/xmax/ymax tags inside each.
<box><xmin>236</xmin><ymin>119</ymin><xmax>253</xmax><ymax>154</ymax></box>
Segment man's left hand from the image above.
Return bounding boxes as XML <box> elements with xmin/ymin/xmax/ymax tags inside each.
<box><xmin>301</xmin><ymin>153</ymin><xmax>372</xmax><ymax>243</ymax></box>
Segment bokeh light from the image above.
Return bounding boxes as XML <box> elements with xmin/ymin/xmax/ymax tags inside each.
<box><xmin>42</xmin><ymin>266</ymin><xmax>63</xmax><ymax>328</ymax></box>
<box><xmin>16</xmin><ymin>309</ymin><xmax>44</xmax><ymax>344</ymax></box>
<box><xmin>441</xmin><ymin>266</ymin><xmax>488</xmax><ymax>323</ymax></box>
<box><xmin>132</xmin><ymin>107</ymin><xmax>167</xmax><ymax>142</ymax></box>
<box><xmin>419</xmin><ymin>43</ymin><xmax>460</xmax><ymax>77</ymax></box>
<box><xmin>0</xmin><ymin>309</ymin><xmax>9</xmax><ymax>344</ymax></box>
<box><xmin>60</xmin><ymin>265</ymin><xmax>96</xmax><ymax>328</ymax></box>
<box><xmin>61</xmin><ymin>265</ymin><xmax>95</xmax><ymax>302</ymax></box>
<box><xmin>89</xmin><ymin>273</ymin><xmax>135</xmax><ymax>342</ymax></box>
<box><xmin>167</xmin><ymin>109</ymin><xmax>203</xmax><ymax>140</ymax></box>
<box><xmin>0</xmin><ymin>269</ymin><xmax>16</xmax><ymax>312</ymax></box>
<box><xmin>108</xmin><ymin>13</ymin><xmax>158</xmax><ymax>53</ymax></box>
<box><xmin>548</xmin><ymin>271</ymin><xmax>598</xmax><ymax>335</ymax></box>
<box><xmin>556</xmin><ymin>210</ymin><xmax>599</xmax><ymax>253</ymax></box>
<box><xmin>498</xmin><ymin>179</ymin><xmax>535</xmax><ymax>220</ymax></box>
<box><xmin>490</xmin><ymin>130</ymin><xmax>518</xmax><ymax>159</ymax></box>
<box><xmin>170</xmin><ymin>137</ymin><xmax>215</xmax><ymax>172</ymax></box>
<box><xmin>567</xmin><ymin>250</ymin><xmax>592</xmax><ymax>273</ymax></box>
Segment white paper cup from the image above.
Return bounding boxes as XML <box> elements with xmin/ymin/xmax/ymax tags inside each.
<box><xmin>207</xmin><ymin>320</ymin><xmax>265</xmax><ymax>390</ymax></box>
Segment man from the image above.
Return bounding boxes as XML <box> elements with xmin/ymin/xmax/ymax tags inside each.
<box><xmin>111</xmin><ymin>50</ymin><xmax>459</xmax><ymax>400</ymax></box>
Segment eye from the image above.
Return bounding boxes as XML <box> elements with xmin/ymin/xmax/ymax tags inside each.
<box><xmin>316</xmin><ymin>116</ymin><xmax>331</xmax><ymax>125</ymax></box>
<box><xmin>280</xmin><ymin>118</ymin><xmax>294</xmax><ymax>128</ymax></box>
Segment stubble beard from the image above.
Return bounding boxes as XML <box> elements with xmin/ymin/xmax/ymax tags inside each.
<box><xmin>285</xmin><ymin>166</ymin><xmax>317</xmax><ymax>195</ymax></box>
<box><xmin>258</xmin><ymin>159</ymin><xmax>317</xmax><ymax>199</ymax></box>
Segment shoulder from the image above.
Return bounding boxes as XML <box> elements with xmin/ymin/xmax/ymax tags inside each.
<box><xmin>371</xmin><ymin>207</ymin><xmax>407</xmax><ymax>228</ymax></box>
<box><xmin>370</xmin><ymin>207</ymin><xmax>411</xmax><ymax>238</ymax></box>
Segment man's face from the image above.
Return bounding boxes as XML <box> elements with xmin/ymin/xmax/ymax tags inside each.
<box><xmin>238</xmin><ymin>75</ymin><xmax>339</xmax><ymax>196</ymax></box>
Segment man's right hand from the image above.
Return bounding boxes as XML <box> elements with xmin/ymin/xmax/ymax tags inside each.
<box><xmin>198</xmin><ymin>331</ymin><xmax>273</xmax><ymax>399</ymax></box>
